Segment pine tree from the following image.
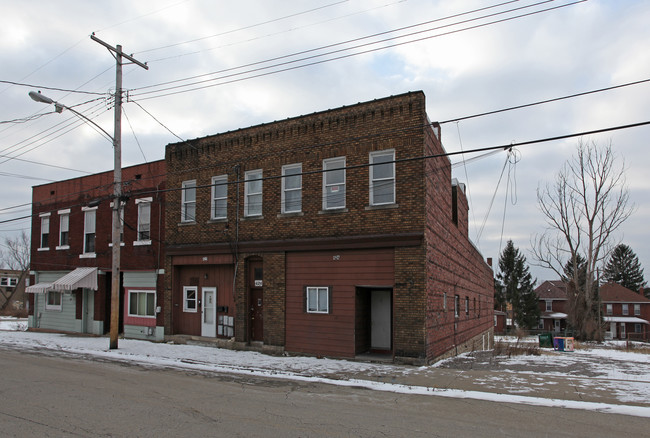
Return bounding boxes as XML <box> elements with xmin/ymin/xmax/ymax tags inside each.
<box><xmin>496</xmin><ymin>240</ymin><xmax>539</xmax><ymax>329</ymax></box>
<box><xmin>603</xmin><ymin>244</ymin><xmax>646</xmax><ymax>293</ymax></box>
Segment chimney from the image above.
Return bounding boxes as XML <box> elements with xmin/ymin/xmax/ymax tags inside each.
<box><xmin>487</xmin><ymin>257</ymin><xmax>493</xmax><ymax>267</ymax></box>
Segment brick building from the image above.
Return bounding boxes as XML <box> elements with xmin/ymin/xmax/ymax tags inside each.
<box><xmin>600</xmin><ymin>282</ymin><xmax>650</xmax><ymax>340</ymax></box>
<box><xmin>164</xmin><ymin>91</ymin><xmax>494</xmax><ymax>364</ymax></box>
<box><xmin>535</xmin><ymin>280</ymin><xmax>569</xmax><ymax>333</ymax></box>
<box><xmin>27</xmin><ymin>160</ymin><xmax>166</xmax><ymax>340</ymax></box>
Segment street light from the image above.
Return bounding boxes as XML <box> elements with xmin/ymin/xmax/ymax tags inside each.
<box><xmin>29</xmin><ymin>89</ymin><xmax>122</xmax><ymax>348</ymax></box>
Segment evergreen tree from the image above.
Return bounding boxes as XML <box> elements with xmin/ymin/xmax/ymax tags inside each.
<box><xmin>603</xmin><ymin>244</ymin><xmax>646</xmax><ymax>293</ymax></box>
<box><xmin>496</xmin><ymin>240</ymin><xmax>539</xmax><ymax>329</ymax></box>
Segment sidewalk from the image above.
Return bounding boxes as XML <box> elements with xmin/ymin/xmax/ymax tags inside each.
<box><xmin>1</xmin><ymin>329</ymin><xmax>649</xmax><ymax>417</ymax></box>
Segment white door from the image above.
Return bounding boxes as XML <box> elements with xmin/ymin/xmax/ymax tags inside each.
<box><xmin>610</xmin><ymin>322</ymin><xmax>617</xmax><ymax>339</ymax></box>
<box><xmin>371</xmin><ymin>290</ymin><xmax>391</xmax><ymax>350</ymax></box>
<box><xmin>554</xmin><ymin>319</ymin><xmax>560</xmax><ymax>333</ymax></box>
<box><xmin>201</xmin><ymin>287</ymin><xmax>217</xmax><ymax>337</ymax></box>
<box><xmin>83</xmin><ymin>289</ymin><xmax>94</xmax><ymax>333</ymax></box>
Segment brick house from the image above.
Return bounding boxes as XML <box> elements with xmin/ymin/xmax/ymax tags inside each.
<box><xmin>27</xmin><ymin>160</ymin><xmax>166</xmax><ymax>340</ymax></box>
<box><xmin>535</xmin><ymin>280</ymin><xmax>568</xmax><ymax>333</ymax></box>
<box><xmin>600</xmin><ymin>282</ymin><xmax>650</xmax><ymax>340</ymax></box>
<box><xmin>164</xmin><ymin>91</ymin><xmax>494</xmax><ymax>364</ymax></box>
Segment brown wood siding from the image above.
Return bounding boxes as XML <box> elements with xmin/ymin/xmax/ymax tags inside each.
<box><xmin>285</xmin><ymin>249</ymin><xmax>394</xmax><ymax>358</ymax></box>
<box><xmin>172</xmin><ymin>264</ymin><xmax>235</xmax><ymax>336</ymax></box>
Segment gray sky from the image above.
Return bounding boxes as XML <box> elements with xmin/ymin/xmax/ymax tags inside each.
<box><xmin>1</xmin><ymin>0</ymin><xmax>649</xmax><ymax>282</ymax></box>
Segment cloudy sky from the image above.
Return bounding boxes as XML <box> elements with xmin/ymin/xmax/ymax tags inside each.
<box><xmin>1</xmin><ymin>0</ymin><xmax>649</xmax><ymax>282</ymax></box>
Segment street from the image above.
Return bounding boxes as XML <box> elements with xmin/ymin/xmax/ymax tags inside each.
<box><xmin>0</xmin><ymin>349</ymin><xmax>647</xmax><ymax>437</ymax></box>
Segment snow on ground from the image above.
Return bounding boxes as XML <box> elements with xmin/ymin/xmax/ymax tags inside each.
<box><xmin>0</xmin><ymin>317</ymin><xmax>27</xmax><ymax>331</ymax></box>
<box><xmin>1</xmin><ymin>328</ymin><xmax>649</xmax><ymax>418</ymax></box>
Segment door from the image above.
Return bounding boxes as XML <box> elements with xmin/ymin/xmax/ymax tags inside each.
<box><xmin>249</xmin><ymin>289</ymin><xmax>263</xmax><ymax>341</ymax></box>
<box><xmin>201</xmin><ymin>287</ymin><xmax>216</xmax><ymax>337</ymax></box>
<box><xmin>371</xmin><ymin>289</ymin><xmax>391</xmax><ymax>350</ymax></box>
<box><xmin>83</xmin><ymin>288</ymin><xmax>94</xmax><ymax>334</ymax></box>
<box><xmin>610</xmin><ymin>322</ymin><xmax>617</xmax><ymax>339</ymax></box>
<box><xmin>553</xmin><ymin>319</ymin><xmax>560</xmax><ymax>333</ymax></box>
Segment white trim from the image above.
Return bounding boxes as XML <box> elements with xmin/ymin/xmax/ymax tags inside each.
<box><xmin>181</xmin><ymin>180</ymin><xmax>197</xmax><ymax>222</ymax></box>
<box><xmin>369</xmin><ymin>149</ymin><xmax>395</xmax><ymax>206</ymax></box>
<box><xmin>82</xmin><ymin>205</ymin><xmax>98</xmax><ymax>212</ymax></box>
<box><xmin>244</xmin><ymin>170</ymin><xmax>263</xmax><ymax>217</ymax></box>
<box><xmin>211</xmin><ymin>175</ymin><xmax>228</xmax><ymax>220</ymax></box>
<box><xmin>135</xmin><ymin>197</ymin><xmax>153</xmax><ymax>204</ymax></box>
<box><xmin>323</xmin><ymin>156</ymin><xmax>346</xmax><ymax>210</ymax></box>
<box><xmin>133</xmin><ymin>240</ymin><xmax>152</xmax><ymax>246</ymax></box>
<box><xmin>45</xmin><ymin>291</ymin><xmax>62</xmax><ymax>311</ymax></box>
<box><xmin>58</xmin><ymin>208</ymin><xmax>71</xmax><ymax>214</ymax></box>
<box><xmin>56</xmin><ymin>245</ymin><xmax>70</xmax><ymax>251</ymax></box>
<box><xmin>183</xmin><ymin>286</ymin><xmax>198</xmax><ymax>313</ymax></box>
<box><xmin>127</xmin><ymin>289</ymin><xmax>157</xmax><ymax>318</ymax></box>
<box><xmin>281</xmin><ymin>163</ymin><xmax>302</xmax><ymax>214</ymax></box>
<box><xmin>306</xmin><ymin>286</ymin><xmax>329</xmax><ymax>314</ymax></box>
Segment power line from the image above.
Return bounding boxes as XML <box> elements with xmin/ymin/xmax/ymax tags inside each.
<box><xmin>0</xmin><ymin>80</ymin><xmax>105</xmax><ymax>96</ymax></box>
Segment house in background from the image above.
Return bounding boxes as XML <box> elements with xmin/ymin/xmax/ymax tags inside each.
<box><xmin>535</xmin><ymin>280</ymin><xmax>568</xmax><ymax>333</ymax></box>
<box><xmin>27</xmin><ymin>160</ymin><xmax>166</xmax><ymax>340</ymax></box>
<box><xmin>600</xmin><ymin>282</ymin><xmax>650</xmax><ymax>340</ymax></box>
<box><xmin>0</xmin><ymin>269</ymin><xmax>28</xmax><ymax>314</ymax></box>
<box><xmin>163</xmin><ymin>91</ymin><xmax>494</xmax><ymax>364</ymax></box>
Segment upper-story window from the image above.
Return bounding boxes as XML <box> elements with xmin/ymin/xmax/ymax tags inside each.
<box><xmin>245</xmin><ymin>170</ymin><xmax>263</xmax><ymax>217</ymax></box>
<box><xmin>369</xmin><ymin>150</ymin><xmax>395</xmax><ymax>206</ymax></box>
<box><xmin>606</xmin><ymin>303</ymin><xmax>613</xmax><ymax>315</ymax></box>
<box><xmin>634</xmin><ymin>304</ymin><xmax>641</xmax><ymax>316</ymax></box>
<box><xmin>323</xmin><ymin>157</ymin><xmax>346</xmax><ymax>210</ymax></box>
<box><xmin>282</xmin><ymin>163</ymin><xmax>302</xmax><ymax>214</ymax></box>
<box><xmin>545</xmin><ymin>300</ymin><xmax>552</xmax><ymax>312</ymax></box>
<box><xmin>181</xmin><ymin>180</ymin><xmax>196</xmax><ymax>222</ymax></box>
<box><xmin>82</xmin><ymin>207</ymin><xmax>97</xmax><ymax>255</ymax></box>
<box><xmin>39</xmin><ymin>213</ymin><xmax>50</xmax><ymax>250</ymax></box>
<box><xmin>0</xmin><ymin>277</ymin><xmax>18</xmax><ymax>287</ymax></box>
<box><xmin>58</xmin><ymin>209</ymin><xmax>70</xmax><ymax>249</ymax></box>
<box><xmin>622</xmin><ymin>304</ymin><xmax>629</xmax><ymax>315</ymax></box>
<box><xmin>211</xmin><ymin>175</ymin><xmax>228</xmax><ymax>220</ymax></box>
<box><xmin>136</xmin><ymin>198</ymin><xmax>152</xmax><ymax>242</ymax></box>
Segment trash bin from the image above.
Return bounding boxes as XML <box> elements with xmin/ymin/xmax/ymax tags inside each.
<box><xmin>553</xmin><ymin>336</ymin><xmax>574</xmax><ymax>352</ymax></box>
<box><xmin>538</xmin><ymin>332</ymin><xmax>553</xmax><ymax>348</ymax></box>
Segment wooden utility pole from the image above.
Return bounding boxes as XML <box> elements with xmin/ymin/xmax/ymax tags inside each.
<box><xmin>91</xmin><ymin>34</ymin><xmax>148</xmax><ymax>350</ymax></box>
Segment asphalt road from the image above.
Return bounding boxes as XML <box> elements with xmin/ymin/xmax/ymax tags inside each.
<box><xmin>1</xmin><ymin>349</ymin><xmax>647</xmax><ymax>437</ymax></box>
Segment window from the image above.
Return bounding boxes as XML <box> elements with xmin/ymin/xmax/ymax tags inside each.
<box><xmin>245</xmin><ymin>170</ymin><xmax>263</xmax><ymax>217</ymax></box>
<box><xmin>454</xmin><ymin>295</ymin><xmax>460</xmax><ymax>318</ymax></box>
<box><xmin>621</xmin><ymin>323</ymin><xmax>626</xmax><ymax>338</ymax></box>
<box><xmin>545</xmin><ymin>300</ymin><xmax>552</xmax><ymax>312</ymax></box>
<box><xmin>211</xmin><ymin>175</ymin><xmax>228</xmax><ymax>220</ymax></box>
<box><xmin>443</xmin><ymin>292</ymin><xmax>447</xmax><ymax>311</ymax></box>
<box><xmin>40</xmin><ymin>214</ymin><xmax>50</xmax><ymax>249</ymax></box>
<box><xmin>58</xmin><ymin>210</ymin><xmax>69</xmax><ymax>248</ymax></box>
<box><xmin>606</xmin><ymin>304</ymin><xmax>613</xmax><ymax>315</ymax></box>
<box><xmin>282</xmin><ymin>164</ymin><xmax>302</xmax><ymax>213</ymax></box>
<box><xmin>83</xmin><ymin>207</ymin><xmax>96</xmax><ymax>254</ymax></box>
<box><xmin>181</xmin><ymin>180</ymin><xmax>196</xmax><ymax>222</ymax></box>
<box><xmin>622</xmin><ymin>304</ymin><xmax>629</xmax><ymax>316</ymax></box>
<box><xmin>635</xmin><ymin>323</ymin><xmax>642</xmax><ymax>333</ymax></box>
<box><xmin>634</xmin><ymin>304</ymin><xmax>641</xmax><ymax>316</ymax></box>
<box><xmin>369</xmin><ymin>150</ymin><xmax>395</xmax><ymax>205</ymax></box>
<box><xmin>306</xmin><ymin>286</ymin><xmax>329</xmax><ymax>314</ymax></box>
<box><xmin>0</xmin><ymin>277</ymin><xmax>18</xmax><ymax>287</ymax></box>
<box><xmin>128</xmin><ymin>290</ymin><xmax>156</xmax><ymax>317</ymax></box>
<box><xmin>136</xmin><ymin>198</ymin><xmax>152</xmax><ymax>242</ymax></box>
<box><xmin>465</xmin><ymin>296</ymin><xmax>469</xmax><ymax>315</ymax></box>
<box><xmin>46</xmin><ymin>291</ymin><xmax>62</xmax><ymax>311</ymax></box>
<box><xmin>323</xmin><ymin>157</ymin><xmax>346</xmax><ymax>210</ymax></box>
<box><xmin>183</xmin><ymin>286</ymin><xmax>198</xmax><ymax>312</ymax></box>
<box><xmin>538</xmin><ymin>319</ymin><xmax>544</xmax><ymax>329</ymax></box>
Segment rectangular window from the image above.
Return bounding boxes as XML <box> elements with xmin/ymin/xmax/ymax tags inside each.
<box><xmin>323</xmin><ymin>157</ymin><xmax>346</xmax><ymax>210</ymax></box>
<box><xmin>635</xmin><ymin>323</ymin><xmax>642</xmax><ymax>333</ymax></box>
<box><xmin>83</xmin><ymin>208</ymin><xmax>96</xmax><ymax>254</ymax></box>
<box><xmin>181</xmin><ymin>180</ymin><xmax>196</xmax><ymax>222</ymax></box>
<box><xmin>128</xmin><ymin>290</ymin><xmax>156</xmax><ymax>317</ymax></box>
<box><xmin>622</xmin><ymin>304</ymin><xmax>629</xmax><ymax>316</ymax></box>
<box><xmin>40</xmin><ymin>214</ymin><xmax>50</xmax><ymax>249</ymax></box>
<box><xmin>58</xmin><ymin>210</ymin><xmax>69</xmax><ymax>248</ymax></box>
<box><xmin>183</xmin><ymin>286</ymin><xmax>198</xmax><ymax>312</ymax></box>
<box><xmin>245</xmin><ymin>170</ymin><xmax>263</xmax><ymax>217</ymax></box>
<box><xmin>136</xmin><ymin>199</ymin><xmax>152</xmax><ymax>241</ymax></box>
<box><xmin>306</xmin><ymin>286</ymin><xmax>329</xmax><ymax>314</ymax></box>
<box><xmin>606</xmin><ymin>304</ymin><xmax>613</xmax><ymax>315</ymax></box>
<box><xmin>621</xmin><ymin>323</ymin><xmax>626</xmax><ymax>338</ymax></box>
<box><xmin>454</xmin><ymin>295</ymin><xmax>460</xmax><ymax>318</ymax></box>
<box><xmin>634</xmin><ymin>304</ymin><xmax>641</xmax><ymax>316</ymax></box>
<box><xmin>46</xmin><ymin>291</ymin><xmax>62</xmax><ymax>310</ymax></box>
<box><xmin>0</xmin><ymin>277</ymin><xmax>18</xmax><ymax>288</ymax></box>
<box><xmin>465</xmin><ymin>296</ymin><xmax>469</xmax><ymax>315</ymax></box>
<box><xmin>282</xmin><ymin>164</ymin><xmax>302</xmax><ymax>213</ymax></box>
<box><xmin>546</xmin><ymin>300</ymin><xmax>552</xmax><ymax>312</ymax></box>
<box><xmin>369</xmin><ymin>150</ymin><xmax>395</xmax><ymax>205</ymax></box>
<box><xmin>538</xmin><ymin>319</ymin><xmax>544</xmax><ymax>329</ymax></box>
<box><xmin>211</xmin><ymin>175</ymin><xmax>228</xmax><ymax>220</ymax></box>
<box><xmin>443</xmin><ymin>292</ymin><xmax>447</xmax><ymax>311</ymax></box>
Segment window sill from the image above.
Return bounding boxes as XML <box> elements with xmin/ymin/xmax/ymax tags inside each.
<box><xmin>208</xmin><ymin>218</ymin><xmax>228</xmax><ymax>223</ymax></box>
<box><xmin>79</xmin><ymin>253</ymin><xmax>96</xmax><ymax>259</ymax></box>
<box><xmin>365</xmin><ymin>203</ymin><xmax>399</xmax><ymax>211</ymax></box>
<box><xmin>56</xmin><ymin>245</ymin><xmax>70</xmax><ymax>251</ymax></box>
<box><xmin>133</xmin><ymin>240</ymin><xmax>152</xmax><ymax>246</ymax></box>
<box><xmin>178</xmin><ymin>221</ymin><xmax>196</xmax><ymax>227</ymax></box>
<box><xmin>278</xmin><ymin>211</ymin><xmax>304</xmax><ymax>218</ymax></box>
<box><xmin>241</xmin><ymin>215</ymin><xmax>264</xmax><ymax>221</ymax></box>
<box><xmin>108</xmin><ymin>242</ymin><xmax>125</xmax><ymax>247</ymax></box>
<box><xmin>318</xmin><ymin>208</ymin><xmax>348</xmax><ymax>215</ymax></box>
<box><xmin>37</xmin><ymin>247</ymin><xmax>49</xmax><ymax>252</ymax></box>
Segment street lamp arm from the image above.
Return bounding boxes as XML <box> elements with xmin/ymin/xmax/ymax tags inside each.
<box><xmin>29</xmin><ymin>91</ymin><xmax>114</xmax><ymax>142</ymax></box>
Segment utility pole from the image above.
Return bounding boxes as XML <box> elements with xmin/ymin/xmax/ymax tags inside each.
<box><xmin>91</xmin><ymin>33</ymin><xmax>148</xmax><ymax>350</ymax></box>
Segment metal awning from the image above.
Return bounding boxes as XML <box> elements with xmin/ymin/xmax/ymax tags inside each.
<box><xmin>51</xmin><ymin>267</ymin><xmax>98</xmax><ymax>291</ymax></box>
<box><xmin>25</xmin><ymin>282</ymin><xmax>53</xmax><ymax>294</ymax></box>
<box><xmin>603</xmin><ymin>316</ymin><xmax>649</xmax><ymax>324</ymax></box>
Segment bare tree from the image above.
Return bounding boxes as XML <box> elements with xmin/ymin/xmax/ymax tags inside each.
<box><xmin>0</xmin><ymin>230</ymin><xmax>30</xmax><ymax>311</ymax></box>
<box><xmin>532</xmin><ymin>140</ymin><xmax>633</xmax><ymax>340</ymax></box>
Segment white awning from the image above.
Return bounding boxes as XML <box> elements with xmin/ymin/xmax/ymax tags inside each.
<box><xmin>25</xmin><ymin>282</ymin><xmax>52</xmax><ymax>294</ymax></box>
<box><xmin>603</xmin><ymin>316</ymin><xmax>649</xmax><ymax>324</ymax></box>
<box><xmin>50</xmin><ymin>267</ymin><xmax>98</xmax><ymax>291</ymax></box>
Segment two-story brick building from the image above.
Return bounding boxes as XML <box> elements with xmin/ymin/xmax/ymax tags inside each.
<box><xmin>164</xmin><ymin>91</ymin><xmax>494</xmax><ymax>364</ymax></box>
<box><xmin>27</xmin><ymin>160</ymin><xmax>166</xmax><ymax>340</ymax></box>
<box><xmin>600</xmin><ymin>282</ymin><xmax>650</xmax><ymax>340</ymax></box>
<box><xmin>535</xmin><ymin>280</ymin><xmax>568</xmax><ymax>333</ymax></box>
